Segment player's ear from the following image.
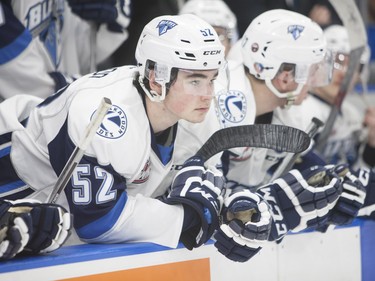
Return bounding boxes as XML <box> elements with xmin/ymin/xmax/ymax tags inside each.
<box><xmin>148</xmin><ymin>69</ymin><xmax>162</xmax><ymax>95</ymax></box>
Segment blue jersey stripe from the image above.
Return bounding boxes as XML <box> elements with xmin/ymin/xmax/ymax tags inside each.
<box><xmin>76</xmin><ymin>192</ymin><xmax>128</xmax><ymax>239</ymax></box>
<box><xmin>0</xmin><ymin>146</ymin><xmax>10</xmax><ymax>158</ymax></box>
<box><xmin>0</xmin><ymin>29</ymin><xmax>32</xmax><ymax>64</ymax></box>
<box><xmin>0</xmin><ymin>180</ymin><xmax>27</xmax><ymax>195</ymax></box>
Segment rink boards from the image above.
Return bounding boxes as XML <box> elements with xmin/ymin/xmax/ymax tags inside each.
<box><xmin>0</xmin><ymin>218</ymin><xmax>374</xmax><ymax>281</ymax></box>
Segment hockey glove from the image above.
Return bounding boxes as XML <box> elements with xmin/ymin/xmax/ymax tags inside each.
<box><xmin>0</xmin><ymin>199</ymin><xmax>72</xmax><ymax>260</ymax></box>
<box><xmin>316</xmin><ymin>165</ymin><xmax>366</xmax><ymax>232</ymax></box>
<box><xmin>214</xmin><ymin>186</ymin><xmax>272</xmax><ymax>262</ymax></box>
<box><xmin>356</xmin><ymin>167</ymin><xmax>375</xmax><ymax>219</ymax></box>
<box><xmin>257</xmin><ymin>165</ymin><xmax>342</xmax><ymax>241</ymax></box>
<box><xmin>166</xmin><ymin>156</ymin><xmax>224</xmax><ymax>250</ymax></box>
<box><xmin>67</xmin><ymin>0</ymin><xmax>131</xmax><ymax>32</ymax></box>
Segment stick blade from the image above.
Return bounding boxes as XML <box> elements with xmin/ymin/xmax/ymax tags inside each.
<box><xmin>195</xmin><ymin>124</ymin><xmax>310</xmax><ymax>161</ymax></box>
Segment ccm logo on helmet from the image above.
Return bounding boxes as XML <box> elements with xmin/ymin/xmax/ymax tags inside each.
<box><xmin>203</xmin><ymin>50</ymin><xmax>222</xmax><ymax>55</ymax></box>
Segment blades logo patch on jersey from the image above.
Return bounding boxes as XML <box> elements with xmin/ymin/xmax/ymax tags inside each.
<box><xmin>96</xmin><ymin>105</ymin><xmax>127</xmax><ymax>139</ymax></box>
<box><xmin>157</xmin><ymin>20</ymin><xmax>177</xmax><ymax>36</ymax></box>
<box><xmin>217</xmin><ymin>90</ymin><xmax>247</xmax><ymax>124</ymax></box>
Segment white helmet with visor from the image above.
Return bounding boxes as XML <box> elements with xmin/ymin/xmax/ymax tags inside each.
<box><xmin>324</xmin><ymin>25</ymin><xmax>350</xmax><ymax>73</ymax></box>
<box><xmin>242</xmin><ymin>9</ymin><xmax>332</xmax><ymax>99</ymax></box>
<box><xmin>324</xmin><ymin>24</ymin><xmax>372</xmax><ymax>90</ymax></box>
<box><xmin>179</xmin><ymin>0</ymin><xmax>238</xmax><ymax>44</ymax></box>
<box><xmin>135</xmin><ymin>14</ymin><xmax>227</xmax><ymax>102</ymax></box>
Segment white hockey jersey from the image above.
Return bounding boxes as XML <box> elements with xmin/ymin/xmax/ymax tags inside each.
<box><xmin>8</xmin><ymin>66</ymin><xmax>184</xmax><ymax>248</ymax></box>
<box><xmin>278</xmin><ymin>94</ymin><xmax>366</xmax><ymax>168</ymax></box>
<box><xmin>0</xmin><ymin>0</ymin><xmax>129</xmax><ymax>100</ymax></box>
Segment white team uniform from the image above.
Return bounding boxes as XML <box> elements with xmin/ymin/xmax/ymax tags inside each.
<box><xmin>5</xmin><ymin>66</ymin><xmax>184</xmax><ymax>248</ymax></box>
<box><xmin>279</xmin><ymin>94</ymin><xmax>366</xmax><ymax>168</ymax></box>
<box><xmin>225</xmin><ymin>93</ymin><xmax>367</xmax><ymax>188</ymax></box>
<box><xmin>0</xmin><ymin>0</ymin><xmax>129</xmax><ymax>100</ymax></box>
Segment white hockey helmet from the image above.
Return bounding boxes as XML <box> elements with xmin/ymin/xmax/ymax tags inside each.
<box><xmin>135</xmin><ymin>14</ymin><xmax>226</xmax><ymax>101</ymax></box>
<box><xmin>242</xmin><ymin>9</ymin><xmax>330</xmax><ymax>99</ymax></box>
<box><xmin>324</xmin><ymin>25</ymin><xmax>371</xmax><ymax>79</ymax></box>
<box><xmin>323</xmin><ymin>25</ymin><xmax>350</xmax><ymax>54</ymax></box>
<box><xmin>179</xmin><ymin>0</ymin><xmax>238</xmax><ymax>43</ymax></box>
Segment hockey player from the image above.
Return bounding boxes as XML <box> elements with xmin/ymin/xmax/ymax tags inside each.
<box><xmin>275</xmin><ymin>24</ymin><xmax>375</xmax><ymax>223</ymax></box>
<box><xmin>171</xmin><ymin>10</ymin><xmax>366</xmax><ymax>262</ymax></box>
<box><xmin>0</xmin><ymin>0</ymin><xmax>131</xmax><ymax>100</ymax></box>
<box><xmin>292</xmin><ymin>25</ymin><xmax>375</xmax><ymax>169</ymax></box>
<box><xmin>221</xmin><ymin>20</ymin><xmax>373</xmax><ymax>235</ymax></box>
<box><xmin>0</xmin><ymin>95</ymin><xmax>71</xmax><ymax>260</ymax></box>
<box><xmin>178</xmin><ymin>0</ymin><xmax>238</xmax><ymax>57</ymax></box>
<box><xmin>0</xmin><ymin>14</ymin><xmax>233</xmax><ymax>255</ymax></box>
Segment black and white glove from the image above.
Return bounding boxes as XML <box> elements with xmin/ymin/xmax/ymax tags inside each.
<box><xmin>165</xmin><ymin>156</ymin><xmax>224</xmax><ymax>250</ymax></box>
<box><xmin>356</xmin><ymin>167</ymin><xmax>375</xmax><ymax>219</ymax></box>
<box><xmin>214</xmin><ymin>186</ymin><xmax>272</xmax><ymax>262</ymax></box>
<box><xmin>316</xmin><ymin>164</ymin><xmax>366</xmax><ymax>231</ymax></box>
<box><xmin>257</xmin><ymin>165</ymin><xmax>342</xmax><ymax>241</ymax></box>
<box><xmin>0</xmin><ymin>199</ymin><xmax>72</xmax><ymax>260</ymax></box>
<box><xmin>67</xmin><ymin>0</ymin><xmax>131</xmax><ymax>32</ymax></box>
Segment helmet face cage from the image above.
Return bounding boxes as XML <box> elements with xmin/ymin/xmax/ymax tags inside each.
<box><xmin>179</xmin><ymin>0</ymin><xmax>238</xmax><ymax>44</ymax></box>
<box><xmin>241</xmin><ymin>9</ymin><xmax>329</xmax><ymax>98</ymax></box>
<box><xmin>135</xmin><ymin>14</ymin><xmax>226</xmax><ymax>101</ymax></box>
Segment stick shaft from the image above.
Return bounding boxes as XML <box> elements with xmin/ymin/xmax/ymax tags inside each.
<box><xmin>270</xmin><ymin>118</ymin><xmax>324</xmax><ymax>181</ymax></box>
<box><xmin>47</xmin><ymin>97</ymin><xmax>112</xmax><ymax>204</ymax></box>
<box><xmin>316</xmin><ymin>0</ymin><xmax>366</xmax><ymax>152</ymax></box>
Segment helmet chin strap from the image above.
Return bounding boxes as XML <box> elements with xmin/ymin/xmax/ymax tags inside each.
<box><xmin>138</xmin><ymin>76</ymin><xmax>167</xmax><ymax>102</ymax></box>
<box><xmin>284</xmin><ymin>94</ymin><xmax>296</xmax><ymax>109</ymax></box>
<box><xmin>265</xmin><ymin>79</ymin><xmax>304</xmax><ymax>109</ymax></box>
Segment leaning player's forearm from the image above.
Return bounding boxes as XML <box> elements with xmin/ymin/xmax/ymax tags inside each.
<box><xmin>78</xmin><ymin>195</ymin><xmax>184</xmax><ymax>248</ymax></box>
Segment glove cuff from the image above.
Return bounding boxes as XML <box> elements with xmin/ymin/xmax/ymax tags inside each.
<box><xmin>165</xmin><ymin>196</ymin><xmax>218</xmax><ymax>249</ymax></box>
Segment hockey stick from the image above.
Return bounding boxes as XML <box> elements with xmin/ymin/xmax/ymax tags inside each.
<box><xmin>89</xmin><ymin>22</ymin><xmax>98</xmax><ymax>73</ymax></box>
<box><xmin>194</xmin><ymin>124</ymin><xmax>311</xmax><ymax>162</ymax></box>
<box><xmin>269</xmin><ymin>117</ymin><xmax>324</xmax><ymax>181</ymax></box>
<box><xmin>315</xmin><ymin>0</ymin><xmax>367</xmax><ymax>153</ymax></box>
<box><xmin>46</xmin><ymin>97</ymin><xmax>112</xmax><ymax>204</ymax></box>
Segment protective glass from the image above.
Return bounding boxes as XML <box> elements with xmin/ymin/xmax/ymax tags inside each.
<box><xmin>305</xmin><ymin>50</ymin><xmax>334</xmax><ymax>87</ymax></box>
<box><xmin>176</xmin><ymin>62</ymin><xmax>229</xmax><ymax>97</ymax></box>
<box><xmin>274</xmin><ymin>50</ymin><xmax>334</xmax><ymax>88</ymax></box>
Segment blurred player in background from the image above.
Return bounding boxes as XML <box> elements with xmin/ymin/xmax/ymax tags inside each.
<box><xmin>179</xmin><ymin>0</ymin><xmax>238</xmax><ymax>57</ymax></box>
<box><xmin>0</xmin><ymin>95</ymin><xmax>71</xmax><ymax>260</ymax></box>
<box><xmin>0</xmin><ymin>0</ymin><xmax>131</xmax><ymax>100</ymax></box>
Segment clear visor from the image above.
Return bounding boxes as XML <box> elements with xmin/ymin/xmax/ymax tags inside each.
<box><xmin>175</xmin><ymin>62</ymin><xmax>229</xmax><ymax>97</ymax></box>
<box><xmin>275</xmin><ymin>50</ymin><xmax>334</xmax><ymax>88</ymax></box>
<box><xmin>143</xmin><ymin>61</ymin><xmax>229</xmax><ymax>99</ymax></box>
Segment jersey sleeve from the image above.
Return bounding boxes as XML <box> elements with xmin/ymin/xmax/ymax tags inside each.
<box><xmin>62</xmin><ymin>152</ymin><xmax>183</xmax><ymax>248</ymax></box>
<box><xmin>0</xmin><ymin>3</ymin><xmax>59</xmax><ymax>99</ymax></box>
